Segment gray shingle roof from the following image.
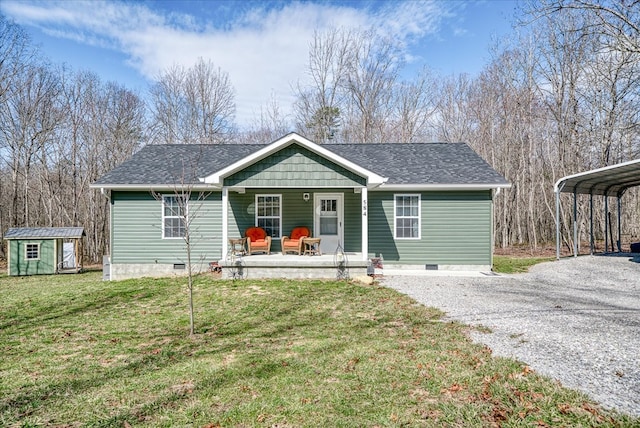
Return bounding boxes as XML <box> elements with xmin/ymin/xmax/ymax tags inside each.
<box><xmin>93</xmin><ymin>144</ymin><xmax>259</xmax><ymax>186</ymax></box>
<box><xmin>93</xmin><ymin>142</ymin><xmax>509</xmax><ymax>187</ymax></box>
<box><xmin>326</xmin><ymin>143</ymin><xmax>509</xmax><ymax>185</ymax></box>
<box><xmin>4</xmin><ymin>227</ymin><xmax>85</xmax><ymax>240</ymax></box>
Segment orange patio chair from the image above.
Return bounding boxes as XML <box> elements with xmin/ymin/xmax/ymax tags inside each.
<box><xmin>281</xmin><ymin>226</ymin><xmax>310</xmax><ymax>255</ymax></box>
<box><xmin>244</xmin><ymin>226</ymin><xmax>272</xmax><ymax>255</ymax></box>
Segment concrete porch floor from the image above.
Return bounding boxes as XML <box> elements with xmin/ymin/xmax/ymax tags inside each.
<box><xmin>218</xmin><ymin>252</ymin><xmax>369</xmax><ymax>279</ymax></box>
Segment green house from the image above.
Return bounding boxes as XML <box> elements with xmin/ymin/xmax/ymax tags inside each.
<box><xmin>91</xmin><ymin>133</ymin><xmax>510</xmax><ymax>280</ymax></box>
<box><xmin>4</xmin><ymin>227</ymin><xmax>85</xmax><ymax>276</ymax></box>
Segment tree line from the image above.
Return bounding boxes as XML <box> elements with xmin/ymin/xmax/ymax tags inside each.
<box><xmin>1</xmin><ymin>1</ymin><xmax>639</xmax><ymax>263</ymax></box>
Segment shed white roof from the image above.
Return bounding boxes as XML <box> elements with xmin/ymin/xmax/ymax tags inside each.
<box><xmin>554</xmin><ymin>159</ymin><xmax>640</xmax><ymax>197</ymax></box>
<box><xmin>4</xmin><ymin>227</ymin><xmax>85</xmax><ymax>240</ymax></box>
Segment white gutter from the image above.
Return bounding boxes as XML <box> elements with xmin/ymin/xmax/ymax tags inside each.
<box><xmin>89</xmin><ymin>183</ymin><xmax>222</xmax><ymax>191</ymax></box>
<box><xmin>375</xmin><ymin>183</ymin><xmax>511</xmax><ymax>191</ymax></box>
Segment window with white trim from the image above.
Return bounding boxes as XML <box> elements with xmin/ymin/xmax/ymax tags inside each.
<box><xmin>25</xmin><ymin>243</ymin><xmax>40</xmax><ymax>260</ymax></box>
<box><xmin>163</xmin><ymin>195</ymin><xmax>187</xmax><ymax>238</ymax></box>
<box><xmin>256</xmin><ymin>194</ymin><xmax>281</xmax><ymax>238</ymax></box>
<box><xmin>394</xmin><ymin>194</ymin><xmax>421</xmax><ymax>239</ymax></box>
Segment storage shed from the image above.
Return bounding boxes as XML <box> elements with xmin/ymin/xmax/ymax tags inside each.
<box><xmin>4</xmin><ymin>227</ymin><xmax>85</xmax><ymax>276</ymax></box>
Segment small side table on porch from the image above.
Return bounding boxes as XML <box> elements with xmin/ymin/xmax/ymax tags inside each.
<box><xmin>228</xmin><ymin>237</ymin><xmax>247</xmax><ymax>256</ymax></box>
<box><xmin>302</xmin><ymin>237</ymin><xmax>322</xmax><ymax>256</ymax></box>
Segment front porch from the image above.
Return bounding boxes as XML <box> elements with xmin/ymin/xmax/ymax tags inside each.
<box><xmin>217</xmin><ymin>252</ymin><xmax>369</xmax><ymax>279</ymax></box>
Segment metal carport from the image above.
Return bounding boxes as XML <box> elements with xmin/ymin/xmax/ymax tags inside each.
<box><xmin>554</xmin><ymin>159</ymin><xmax>640</xmax><ymax>259</ymax></box>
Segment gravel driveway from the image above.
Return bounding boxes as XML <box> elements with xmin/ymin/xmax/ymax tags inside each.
<box><xmin>381</xmin><ymin>255</ymin><xmax>640</xmax><ymax>417</ymax></box>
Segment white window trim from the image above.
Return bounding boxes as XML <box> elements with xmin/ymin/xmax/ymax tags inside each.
<box><xmin>25</xmin><ymin>243</ymin><xmax>40</xmax><ymax>260</ymax></box>
<box><xmin>255</xmin><ymin>194</ymin><xmax>282</xmax><ymax>238</ymax></box>
<box><xmin>162</xmin><ymin>194</ymin><xmax>188</xmax><ymax>239</ymax></box>
<box><xmin>394</xmin><ymin>193</ymin><xmax>421</xmax><ymax>240</ymax></box>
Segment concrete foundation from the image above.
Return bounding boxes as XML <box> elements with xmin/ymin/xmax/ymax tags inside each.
<box><xmin>108</xmin><ymin>254</ymin><xmax>368</xmax><ymax>280</ymax></box>
<box><xmin>109</xmin><ymin>261</ymin><xmax>210</xmax><ymax>281</ymax></box>
<box><xmin>107</xmin><ymin>256</ymin><xmax>490</xmax><ymax>281</ymax></box>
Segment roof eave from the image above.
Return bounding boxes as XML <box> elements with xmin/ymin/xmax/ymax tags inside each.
<box><xmin>90</xmin><ymin>183</ymin><xmax>222</xmax><ymax>192</ymax></box>
<box><xmin>375</xmin><ymin>183</ymin><xmax>512</xmax><ymax>191</ymax></box>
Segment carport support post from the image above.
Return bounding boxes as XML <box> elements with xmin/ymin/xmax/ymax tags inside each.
<box><xmin>617</xmin><ymin>196</ymin><xmax>622</xmax><ymax>252</ymax></box>
<box><xmin>604</xmin><ymin>197</ymin><xmax>609</xmax><ymax>252</ymax></box>
<box><xmin>555</xmin><ymin>187</ymin><xmax>562</xmax><ymax>260</ymax></box>
<box><xmin>573</xmin><ymin>190</ymin><xmax>578</xmax><ymax>257</ymax></box>
<box><xmin>590</xmin><ymin>194</ymin><xmax>594</xmax><ymax>255</ymax></box>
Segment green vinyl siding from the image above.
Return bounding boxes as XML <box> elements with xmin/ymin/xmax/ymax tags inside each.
<box><xmin>227</xmin><ymin>189</ymin><xmax>362</xmax><ymax>253</ymax></box>
<box><xmin>111</xmin><ymin>191</ymin><xmax>222</xmax><ymax>264</ymax></box>
<box><xmin>342</xmin><ymin>191</ymin><xmax>362</xmax><ymax>253</ymax></box>
<box><xmin>224</xmin><ymin>144</ymin><xmax>365</xmax><ymax>188</ymax></box>
<box><xmin>8</xmin><ymin>239</ymin><xmax>56</xmax><ymax>275</ymax></box>
<box><xmin>368</xmin><ymin>191</ymin><xmax>492</xmax><ymax>265</ymax></box>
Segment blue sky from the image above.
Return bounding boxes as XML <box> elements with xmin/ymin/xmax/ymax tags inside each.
<box><xmin>1</xmin><ymin>0</ymin><xmax>520</xmax><ymax>128</ymax></box>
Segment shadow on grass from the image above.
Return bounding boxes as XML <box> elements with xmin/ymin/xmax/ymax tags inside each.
<box><xmin>0</xmin><ymin>277</ymin><xmax>167</xmax><ymax>331</ymax></box>
<box><xmin>1</xmin><ymin>280</ymin><xmax>368</xmax><ymax>425</ymax></box>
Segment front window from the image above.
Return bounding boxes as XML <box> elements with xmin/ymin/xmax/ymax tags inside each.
<box><xmin>394</xmin><ymin>194</ymin><xmax>421</xmax><ymax>239</ymax></box>
<box><xmin>163</xmin><ymin>195</ymin><xmax>187</xmax><ymax>238</ymax></box>
<box><xmin>256</xmin><ymin>194</ymin><xmax>281</xmax><ymax>238</ymax></box>
<box><xmin>25</xmin><ymin>243</ymin><xmax>40</xmax><ymax>260</ymax></box>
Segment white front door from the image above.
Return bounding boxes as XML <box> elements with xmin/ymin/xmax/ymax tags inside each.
<box><xmin>314</xmin><ymin>193</ymin><xmax>343</xmax><ymax>255</ymax></box>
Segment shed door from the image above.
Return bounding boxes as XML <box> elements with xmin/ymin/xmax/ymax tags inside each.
<box><xmin>63</xmin><ymin>242</ymin><xmax>76</xmax><ymax>269</ymax></box>
<box><xmin>314</xmin><ymin>193</ymin><xmax>343</xmax><ymax>254</ymax></box>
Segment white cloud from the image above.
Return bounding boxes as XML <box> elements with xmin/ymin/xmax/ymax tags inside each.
<box><xmin>1</xmin><ymin>0</ymin><xmax>453</xmax><ymax>128</ymax></box>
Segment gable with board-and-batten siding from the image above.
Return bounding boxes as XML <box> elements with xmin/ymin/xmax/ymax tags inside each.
<box><xmin>224</xmin><ymin>144</ymin><xmax>366</xmax><ymax>188</ymax></box>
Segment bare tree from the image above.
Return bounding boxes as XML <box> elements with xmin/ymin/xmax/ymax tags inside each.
<box><xmin>242</xmin><ymin>92</ymin><xmax>290</xmax><ymax>143</ymax></box>
<box><xmin>0</xmin><ymin>15</ymin><xmax>35</xmax><ymax>257</ymax></box>
<box><xmin>294</xmin><ymin>28</ymin><xmax>352</xmax><ymax>143</ymax></box>
<box><xmin>0</xmin><ymin>62</ymin><xmax>61</xmax><ymax>227</ymax></box>
<box><xmin>151</xmin><ymin>150</ymin><xmax>214</xmax><ymax>336</ymax></box>
<box><xmin>0</xmin><ymin>15</ymin><xmax>35</xmax><ymax>104</ymax></box>
<box><xmin>433</xmin><ymin>74</ymin><xmax>476</xmax><ymax>144</ymax></box>
<box><xmin>150</xmin><ymin>58</ymin><xmax>236</xmax><ymax>144</ymax></box>
<box><xmin>294</xmin><ymin>28</ymin><xmax>405</xmax><ymax>144</ymax></box>
<box><xmin>578</xmin><ymin>48</ymin><xmax>640</xmax><ymax>166</ymax></box>
<box><xmin>342</xmin><ymin>29</ymin><xmax>401</xmax><ymax>144</ymax></box>
<box><xmin>390</xmin><ymin>67</ymin><xmax>438</xmax><ymax>143</ymax></box>
<box><xmin>530</xmin><ymin>0</ymin><xmax>640</xmax><ymax>54</ymax></box>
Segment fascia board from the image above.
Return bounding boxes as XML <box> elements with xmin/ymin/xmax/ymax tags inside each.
<box><xmin>89</xmin><ymin>183</ymin><xmax>222</xmax><ymax>192</ymax></box>
<box><xmin>202</xmin><ymin>132</ymin><xmax>387</xmax><ymax>186</ymax></box>
<box><xmin>374</xmin><ymin>183</ymin><xmax>512</xmax><ymax>191</ymax></box>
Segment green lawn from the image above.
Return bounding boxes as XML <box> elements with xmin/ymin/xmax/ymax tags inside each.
<box><xmin>0</xmin><ymin>271</ymin><xmax>634</xmax><ymax>427</ymax></box>
<box><xmin>493</xmin><ymin>256</ymin><xmax>556</xmax><ymax>274</ymax></box>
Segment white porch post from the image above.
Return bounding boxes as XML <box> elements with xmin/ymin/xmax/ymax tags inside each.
<box><xmin>361</xmin><ymin>187</ymin><xmax>368</xmax><ymax>261</ymax></box>
<box><xmin>222</xmin><ymin>187</ymin><xmax>228</xmax><ymax>258</ymax></box>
